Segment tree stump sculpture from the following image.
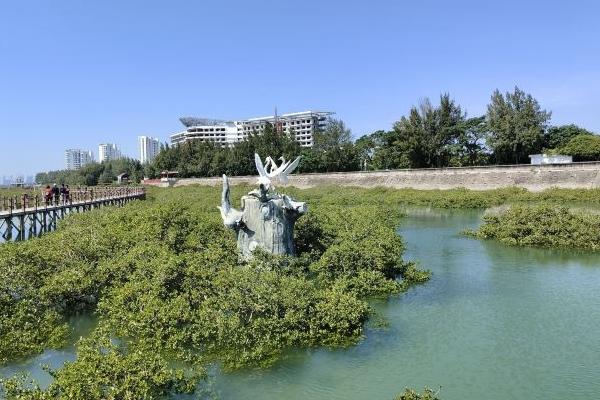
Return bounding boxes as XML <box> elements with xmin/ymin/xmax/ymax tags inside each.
<box><xmin>218</xmin><ymin>154</ymin><xmax>307</xmax><ymax>259</ymax></box>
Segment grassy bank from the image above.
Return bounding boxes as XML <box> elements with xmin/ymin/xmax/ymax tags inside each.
<box><xmin>0</xmin><ymin>185</ymin><xmax>428</xmax><ymax>399</ymax></box>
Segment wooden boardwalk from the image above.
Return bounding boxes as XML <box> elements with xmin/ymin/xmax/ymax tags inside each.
<box><xmin>0</xmin><ymin>187</ymin><xmax>145</xmax><ymax>242</ymax></box>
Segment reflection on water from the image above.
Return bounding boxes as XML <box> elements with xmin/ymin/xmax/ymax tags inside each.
<box><xmin>2</xmin><ymin>209</ymin><xmax>600</xmax><ymax>400</ymax></box>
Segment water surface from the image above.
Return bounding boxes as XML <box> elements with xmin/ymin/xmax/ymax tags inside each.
<box><xmin>216</xmin><ymin>209</ymin><xmax>600</xmax><ymax>399</ymax></box>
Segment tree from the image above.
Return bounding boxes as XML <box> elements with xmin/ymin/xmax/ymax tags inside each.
<box><xmin>309</xmin><ymin>119</ymin><xmax>360</xmax><ymax>172</ymax></box>
<box><xmin>355</xmin><ymin>131</ymin><xmax>385</xmax><ymax>170</ymax></box>
<box><xmin>449</xmin><ymin>116</ymin><xmax>490</xmax><ymax>166</ymax></box>
<box><xmin>486</xmin><ymin>87</ymin><xmax>551</xmax><ymax>164</ymax></box>
<box><xmin>544</xmin><ymin>124</ymin><xmax>594</xmax><ymax>149</ymax></box>
<box><xmin>378</xmin><ymin>94</ymin><xmax>466</xmax><ymax>169</ymax></box>
<box><xmin>558</xmin><ymin>134</ymin><xmax>600</xmax><ymax>161</ymax></box>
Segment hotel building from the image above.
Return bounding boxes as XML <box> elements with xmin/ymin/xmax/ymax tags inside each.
<box><xmin>170</xmin><ymin>111</ymin><xmax>333</xmax><ymax>148</ymax></box>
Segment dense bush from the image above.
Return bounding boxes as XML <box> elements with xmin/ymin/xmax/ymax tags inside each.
<box><xmin>558</xmin><ymin>134</ymin><xmax>600</xmax><ymax>161</ymax></box>
<box><xmin>394</xmin><ymin>388</ymin><xmax>441</xmax><ymax>400</ymax></box>
<box><xmin>467</xmin><ymin>204</ymin><xmax>600</xmax><ymax>250</ymax></box>
<box><xmin>0</xmin><ymin>185</ymin><xmax>428</xmax><ymax>398</ymax></box>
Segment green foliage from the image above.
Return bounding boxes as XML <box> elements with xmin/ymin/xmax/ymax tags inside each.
<box><xmin>469</xmin><ymin>204</ymin><xmax>600</xmax><ymax>250</ymax></box>
<box><xmin>557</xmin><ymin>133</ymin><xmax>600</xmax><ymax>161</ymax></box>
<box><xmin>371</xmin><ymin>94</ymin><xmax>467</xmax><ymax>169</ymax></box>
<box><xmin>394</xmin><ymin>387</ymin><xmax>441</xmax><ymax>400</ymax></box>
<box><xmin>0</xmin><ymin>185</ymin><xmax>430</xmax><ymax>397</ymax></box>
<box><xmin>486</xmin><ymin>86</ymin><xmax>551</xmax><ymax>164</ymax></box>
<box><xmin>36</xmin><ymin>158</ymin><xmax>144</xmax><ymax>186</ymax></box>
<box><xmin>544</xmin><ymin>124</ymin><xmax>595</xmax><ymax>149</ymax></box>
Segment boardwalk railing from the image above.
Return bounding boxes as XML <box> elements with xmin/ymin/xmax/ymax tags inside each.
<box><xmin>0</xmin><ymin>186</ymin><xmax>145</xmax><ymax>242</ymax></box>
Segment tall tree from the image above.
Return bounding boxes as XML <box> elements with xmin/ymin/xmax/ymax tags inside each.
<box><xmin>309</xmin><ymin>119</ymin><xmax>360</xmax><ymax>172</ymax></box>
<box><xmin>486</xmin><ymin>87</ymin><xmax>551</xmax><ymax>164</ymax></box>
<box><xmin>381</xmin><ymin>94</ymin><xmax>466</xmax><ymax>169</ymax></box>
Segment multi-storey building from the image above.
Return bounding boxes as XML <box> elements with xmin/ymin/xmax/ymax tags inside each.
<box><xmin>170</xmin><ymin>111</ymin><xmax>332</xmax><ymax>148</ymax></box>
<box><xmin>65</xmin><ymin>149</ymin><xmax>94</xmax><ymax>170</ymax></box>
<box><xmin>98</xmin><ymin>143</ymin><xmax>122</xmax><ymax>162</ymax></box>
<box><xmin>138</xmin><ymin>136</ymin><xmax>161</xmax><ymax>163</ymax></box>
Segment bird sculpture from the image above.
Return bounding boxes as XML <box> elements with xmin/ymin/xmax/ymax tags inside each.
<box><xmin>217</xmin><ymin>174</ymin><xmax>243</xmax><ymax>228</ymax></box>
<box><xmin>255</xmin><ymin>153</ymin><xmax>301</xmax><ymax>188</ymax></box>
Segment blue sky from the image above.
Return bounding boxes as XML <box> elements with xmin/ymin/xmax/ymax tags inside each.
<box><xmin>1</xmin><ymin>0</ymin><xmax>599</xmax><ymax>177</ymax></box>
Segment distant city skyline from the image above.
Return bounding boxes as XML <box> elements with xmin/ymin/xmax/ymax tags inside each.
<box><xmin>2</xmin><ymin>1</ymin><xmax>600</xmax><ymax>176</ymax></box>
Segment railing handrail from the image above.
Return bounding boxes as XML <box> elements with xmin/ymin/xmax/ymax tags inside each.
<box><xmin>0</xmin><ymin>186</ymin><xmax>145</xmax><ymax>213</ymax></box>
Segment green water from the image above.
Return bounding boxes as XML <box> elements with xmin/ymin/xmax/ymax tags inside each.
<box><xmin>2</xmin><ymin>209</ymin><xmax>600</xmax><ymax>399</ymax></box>
<box><xmin>216</xmin><ymin>209</ymin><xmax>600</xmax><ymax>399</ymax></box>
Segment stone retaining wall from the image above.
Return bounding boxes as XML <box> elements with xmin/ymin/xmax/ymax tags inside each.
<box><xmin>166</xmin><ymin>162</ymin><xmax>600</xmax><ymax>191</ymax></box>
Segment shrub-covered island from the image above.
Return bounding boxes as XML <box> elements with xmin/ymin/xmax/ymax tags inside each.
<box><xmin>467</xmin><ymin>204</ymin><xmax>600</xmax><ymax>251</ymax></box>
<box><xmin>0</xmin><ymin>185</ymin><xmax>429</xmax><ymax>399</ymax></box>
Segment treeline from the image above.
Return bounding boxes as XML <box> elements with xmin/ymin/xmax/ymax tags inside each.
<box><xmin>148</xmin><ymin>119</ymin><xmax>360</xmax><ymax>178</ymax></box>
<box><xmin>148</xmin><ymin>86</ymin><xmax>600</xmax><ymax>178</ymax></box>
<box><xmin>359</xmin><ymin>87</ymin><xmax>599</xmax><ymax>169</ymax></box>
<box><xmin>35</xmin><ymin>86</ymin><xmax>600</xmax><ymax>183</ymax></box>
<box><xmin>36</xmin><ymin>158</ymin><xmax>145</xmax><ymax>186</ymax></box>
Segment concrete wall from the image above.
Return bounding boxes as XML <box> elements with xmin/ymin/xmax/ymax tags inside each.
<box><xmin>167</xmin><ymin>162</ymin><xmax>600</xmax><ymax>191</ymax></box>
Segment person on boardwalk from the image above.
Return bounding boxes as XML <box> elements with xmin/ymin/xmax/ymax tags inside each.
<box><xmin>52</xmin><ymin>184</ymin><xmax>60</xmax><ymax>206</ymax></box>
<box><xmin>44</xmin><ymin>185</ymin><xmax>53</xmax><ymax>206</ymax></box>
<box><xmin>65</xmin><ymin>185</ymin><xmax>71</xmax><ymax>204</ymax></box>
<box><xmin>60</xmin><ymin>184</ymin><xmax>67</xmax><ymax>204</ymax></box>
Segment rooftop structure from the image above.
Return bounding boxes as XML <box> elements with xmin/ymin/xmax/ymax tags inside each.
<box><xmin>170</xmin><ymin>110</ymin><xmax>333</xmax><ymax>148</ymax></box>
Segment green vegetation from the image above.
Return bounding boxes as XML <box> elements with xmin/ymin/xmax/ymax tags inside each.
<box><xmin>394</xmin><ymin>388</ymin><xmax>441</xmax><ymax>400</ymax></box>
<box><xmin>35</xmin><ymin>158</ymin><xmax>144</xmax><ymax>186</ymax></box>
<box><xmin>557</xmin><ymin>133</ymin><xmax>600</xmax><ymax>161</ymax></box>
<box><xmin>467</xmin><ymin>204</ymin><xmax>600</xmax><ymax>250</ymax></box>
<box><xmin>544</xmin><ymin>124</ymin><xmax>594</xmax><ymax>149</ymax></box>
<box><xmin>0</xmin><ymin>185</ymin><xmax>429</xmax><ymax>398</ymax></box>
<box><xmin>33</xmin><ymin>87</ymin><xmax>600</xmax><ymax>183</ymax></box>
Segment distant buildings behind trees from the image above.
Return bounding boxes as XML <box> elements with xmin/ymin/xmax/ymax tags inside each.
<box><xmin>138</xmin><ymin>136</ymin><xmax>160</xmax><ymax>163</ymax></box>
<box><xmin>171</xmin><ymin>111</ymin><xmax>332</xmax><ymax>148</ymax></box>
<box><xmin>98</xmin><ymin>143</ymin><xmax>123</xmax><ymax>162</ymax></box>
<box><xmin>65</xmin><ymin>149</ymin><xmax>94</xmax><ymax>170</ymax></box>
<box><xmin>40</xmin><ymin>88</ymin><xmax>600</xmax><ymax>184</ymax></box>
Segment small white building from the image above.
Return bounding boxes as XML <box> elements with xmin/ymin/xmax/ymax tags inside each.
<box><xmin>529</xmin><ymin>154</ymin><xmax>573</xmax><ymax>165</ymax></box>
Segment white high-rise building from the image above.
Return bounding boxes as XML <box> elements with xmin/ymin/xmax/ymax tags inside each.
<box><xmin>65</xmin><ymin>149</ymin><xmax>94</xmax><ymax>170</ymax></box>
<box><xmin>138</xmin><ymin>136</ymin><xmax>161</xmax><ymax>163</ymax></box>
<box><xmin>98</xmin><ymin>143</ymin><xmax>122</xmax><ymax>162</ymax></box>
<box><xmin>170</xmin><ymin>111</ymin><xmax>333</xmax><ymax>148</ymax></box>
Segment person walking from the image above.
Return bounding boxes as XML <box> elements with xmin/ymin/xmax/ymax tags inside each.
<box><xmin>60</xmin><ymin>184</ymin><xmax>67</xmax><ymax>204</ymax></box>
<box><xmin>52</xmin><ymin>184</ymin><xmax>60</xmax><ymax>206</ymax></box>
<box><xmin>44</xmin><ymin>185</ymin><xmax>52</xmax><ymax>206</ymax></box>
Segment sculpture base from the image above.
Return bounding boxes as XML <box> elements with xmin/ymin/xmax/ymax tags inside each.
<box><xmin>237</xmin><ymin>195</ymin><xmax>297</xmax><ymax>259</ymax></box>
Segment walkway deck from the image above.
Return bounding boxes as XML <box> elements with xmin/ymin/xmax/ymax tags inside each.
<box><xmin>0</xmin><ymin>187</ymin><xmax>145</xmax><ymax>242</ymax></box>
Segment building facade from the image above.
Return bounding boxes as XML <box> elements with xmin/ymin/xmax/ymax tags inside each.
<box><xmin>98</xmin><ymin>143</ymin><xmax>122</xmax><ymax>162</ymax></box>
<box><xmin>138</xmin><ymin>136</ymin><xmax>160</xmax><ymax>163</ymax></box>
<box><xmin>65</xmin><ymin>149</ymin><xmax>94</xmax><ymax>170</ymax></box>
<box><xmin>170</xmin><ymin>111</ymin><xmax>332</xmax><ymax>148</ymax></box>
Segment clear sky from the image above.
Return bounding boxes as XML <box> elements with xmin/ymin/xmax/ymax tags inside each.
<box><xmin>1</xmin><ymin>0</ymin><xmax>599</xmax><ymax>177</ymax></box>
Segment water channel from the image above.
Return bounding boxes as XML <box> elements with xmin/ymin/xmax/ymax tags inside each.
<box><xmin>2</xmin><ymin>209</ymin><xmax>600</xmax><ymax>399</ymax></box>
